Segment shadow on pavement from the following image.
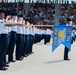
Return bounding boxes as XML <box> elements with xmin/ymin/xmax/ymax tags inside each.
<box><xmin>43</xmin><ymin>60</ymin><xmax>65</xmax><ymax>64</ymax></box>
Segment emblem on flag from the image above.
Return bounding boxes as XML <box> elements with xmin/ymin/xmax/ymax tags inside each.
<box><xmin>52</xmin><ymin>26</ymin><xmax>72</xmax><ymax>52</ymax></box>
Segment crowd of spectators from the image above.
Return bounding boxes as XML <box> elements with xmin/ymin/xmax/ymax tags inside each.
<box><xmin>60</xmin><ymin>2</ymin><xmax>76</xmax><ymax>25</ymax></box>
<box><xmin>0</xmin><ymin>2</ymin><xmax>23</xmax><ymax>13</ymax></box>
<box><xmin>0</xmin><ymin>1</ymin><xmax>76</xmax><ymax>25</ymax></box>
<box><xmin>28</xmin><ymin>2</ymin><xmax>55</xmax><ymax>25</ymax></box>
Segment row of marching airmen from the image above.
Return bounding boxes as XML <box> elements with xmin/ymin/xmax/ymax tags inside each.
<box><xmin>0</xmin><ymin>9</ymin><xmax>52</xmax><ymax>70</ymax></box>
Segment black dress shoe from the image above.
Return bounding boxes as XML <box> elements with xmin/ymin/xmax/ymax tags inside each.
<box><xmin>9</xmin><ymin>60</ymin><xmax>16</xmax><ymax>62</ymax></box>
<box><xmin>4</xmin><ymin>64</ymin><xmax>9</xmax><ymax>67</ymax></box>
<box><xmin>24</xmin><ymin>55</ymin><xmax>28</xmax><ymax>57</ymax></box>
<box><xmin>29</xmin><ymin>52</ymin><xmax>34</xmax><ymax>55</ymax></box>
<box><xmin>31</xmin><ymin>52</ymin><xmax>34</xmax><ymax>54</ymax></box>
<box><xmin>21</xmin><ymin>56</ymin><xmax>24</xmax><ymax>59</ymax></box>
<box><xmin>0</xmin><ymin>67</ymin><xmax>8</xmax><ymax>71</ymax></box>
<box><xmin>16</xmin><ymin>58</ymin><xmax>23</xmax><ymax>61</ymax></box>
<box><xmin>64</xmin><ymin>58</ymin><xmax>70</xmax><ymax>60</ymax></box>
<box><xmin>6</xmin><ymin>61</ymin><xmax>10</xmax><ymax>64</ymax></box>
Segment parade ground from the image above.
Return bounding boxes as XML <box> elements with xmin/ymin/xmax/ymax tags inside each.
<box><xmin>0</xmin><ymin>40</ymin><xmax>76</xmax><ymax>75</ymax></box>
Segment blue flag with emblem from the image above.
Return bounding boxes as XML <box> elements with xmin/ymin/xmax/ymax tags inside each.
<box><xmin>52</xmin><ymin>26</ymin><xmax>72</xmax><ymax>52</ymax></box>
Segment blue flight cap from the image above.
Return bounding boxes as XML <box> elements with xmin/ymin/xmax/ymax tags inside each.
<box><xmin>0</xmin><ymin>9</ymin><xmax>4</xmax><ymax>13</ymax></box>
<box><xmin>5</xmin><ymin>10</ymin><xmax>11</xmax><ymax>16</ymax></box>
<box><xmin>11</xmin><ymin>12</ymin><xmax>18</xmax><ymax>16</ymax></box>
<box><xmin>67</xmin><ymin>18</ymin><xmax>72</xmax><ymax>22</ymax></box>
<box><xmin>17</xmin><ymin>14</ymin><xmax>23</xmax><ymax>17</ymax></box>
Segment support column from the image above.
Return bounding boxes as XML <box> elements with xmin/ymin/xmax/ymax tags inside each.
<box><xmin>54</xmin><ymin>0</ymin><xmax>61</xmax><ymax>25</ymax></box>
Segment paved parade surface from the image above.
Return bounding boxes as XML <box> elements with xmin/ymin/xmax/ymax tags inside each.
<box><xmin>0</xmin><ymin>40</ymin><xmax>76</xmax><ymax>75</ymax></box>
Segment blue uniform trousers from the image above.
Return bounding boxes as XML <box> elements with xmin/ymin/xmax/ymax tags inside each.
<box><xmin>25</xmin><ymin>35</ymin><xmax>30</xmax><ymax>55</ymax></box>
<box><xmin>0</xmin><ymin>34</ymin><xmax>9</xmax><ymax>67</ymax></box>
<box><xmin>8</xmin><ymin>31</ymin><xmax>17</xmax><ymax>61</ymax></box>
<box><xmin>22</xmin><ymin>35</ymin><xmax>27</xmax><ymax>57</ymax></box>
<box><xmin>64</xmin><ymin>37</ymin><xmax>73</xmax><ymax>59</ymax></box>
<box><xmin>16</xmin><ymin>34</ymin><xmax>23</xmax><ymax>60</ymax></box>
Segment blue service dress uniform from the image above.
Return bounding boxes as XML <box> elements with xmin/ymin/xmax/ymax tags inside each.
<box><xmin>37</xmin><ymin>29</ymin><xmax>42</xmax><ymax>42</ymax></box>
<box><xmin>34</xmin><ymin>28</ymin><xmax>38</xmax><ymax>43</ymax></box>
<box><xmin>44</xmin><ymin>29</ymin><xmax>51</xmax><ymax>44</ymax></box>
<box><xmin>31</xmin><ymin>27</ymin><xmax>35</xmax><ymax>53</ymax></box>
<box><xmin>8</xmin><ymin>19</ymin><xmax>17</xmax><ymax>62</ymax></box>
<box><xmin>64</xmin><ymin>24</ymin><xmax>73</xmax><ymax>60</ymax></box>
<box><xmin>21</xmin><ymin>19</ymin><xmax>25</xmax><ymax>59</ymax></box>
<box><xmin>16</xmin><ymin>21</ymin><xmax>23</xmax><ymax>60</ymax></box>
<box><xmin>29</xmin><ymin>27</ymin><xmax>35</xmax><ymax>54</ymax></box>
<box><xmin>0</xmin><ymin>19</ymin><xmax>9</xmax><ymax>68</ymax></box>
<box><xmin>22</xmin><ymin>26</ymin><xmax>26</xmax><ymax>57</ymax></box>
<box><xmin>25</xmin><ymin>26</ymin><xmax>30</xmax><ymax>56</ymax></box>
